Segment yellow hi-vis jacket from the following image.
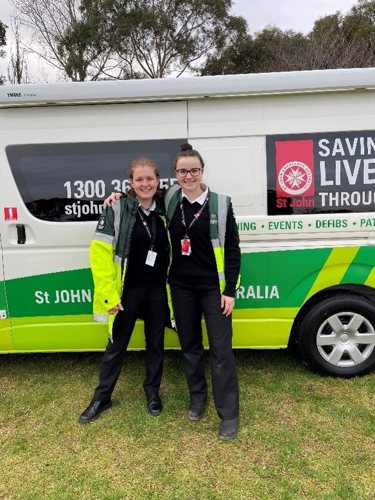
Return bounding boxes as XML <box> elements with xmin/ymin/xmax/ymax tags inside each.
<box><xmin>90</xmin><ymin>195</ymin><xmax>167</xmax><ymax>335</ymax></box>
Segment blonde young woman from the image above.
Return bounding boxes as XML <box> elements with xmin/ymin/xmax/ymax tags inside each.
<box><xmin>79</xmin><ymin>158</ymin><xmax>169</xmax><ymax>423</ymax></box>
<box><xmin>104</xmin><ymin>144</ymin><xmax>241</xmax><ymax>440</ymax></box>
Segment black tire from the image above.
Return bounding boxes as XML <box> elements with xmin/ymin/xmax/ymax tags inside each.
<box><xmin>298</xmin><ymin>294</ymin><xmax>375</xmax><ymax>377</ymax></box>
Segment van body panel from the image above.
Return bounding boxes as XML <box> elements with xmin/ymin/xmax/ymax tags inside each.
<box><xmin>1</xmin><ymin>68</ymin><xmax>374</xmax><ymax>107</ymax></box>
<box><xmin>0</xmin><ymin>100</ymin><xmax>187</xmax><ymax>351</ymax></box>
<box><xmin>0</xmin><ymin>232</ymin><xmax>13</xmax><ymax>350</ymax></box>
<box><xmin>188</xmin><ymin>92</ymin><xmax>375</xmax><ymax>138</ymax></box>
<box><xmin>1</xmin><ymin>69</ymin><xmax>375</xmax><ymax>375</ymax></box>
<box><xmin>4</xmin><ymin>243</ymin><xmax>374</xmax><ymax>351</ymax></box>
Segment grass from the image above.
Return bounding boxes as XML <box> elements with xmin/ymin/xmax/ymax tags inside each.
<box><xmin>1</xmin><ymin>349</ymin><xmax>375</xmax><ymax>499</ymax></box>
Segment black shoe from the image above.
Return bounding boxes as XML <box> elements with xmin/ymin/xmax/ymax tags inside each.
<box><xmin>147</xmin><ymin>394</ymin><xmax>163</xmax><ymax>416</ymax></box>
<box><xmin>219</xmin><ymin>418</ymin><xmax>238</xmax><ymax>440</ymax></box>
<box><xmin>79</xmin><ymin>400</ymin><xmax>112</xmax><ymax>423</ymax></box>
<box><xmin>188</xmin><ymin>402</ymin><xmax>206</xmax><ymax>421</ymax></box>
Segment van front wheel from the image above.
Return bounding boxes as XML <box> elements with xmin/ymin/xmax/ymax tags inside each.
<box><xmin>299</xmin><ymin>294</ymin><xmax>375</xmax><ymax>376</ymax></box>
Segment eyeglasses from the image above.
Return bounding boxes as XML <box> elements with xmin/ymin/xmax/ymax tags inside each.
<box><xmin>175</xmin><ymin>168</ymin><xmax>202</xmax><ymax>177</ymax></box>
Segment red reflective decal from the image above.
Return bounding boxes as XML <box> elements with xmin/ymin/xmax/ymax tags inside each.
<box><xmin>4</xmin><ymin>207</ymin><xmax>18</xmax><ymax>221</ymax></box>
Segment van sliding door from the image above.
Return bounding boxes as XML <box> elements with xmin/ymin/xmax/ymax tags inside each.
<box><xmin>1</xmin><ymin>101</ymin><xmax>187</xmax><ymax>352</ymax></box>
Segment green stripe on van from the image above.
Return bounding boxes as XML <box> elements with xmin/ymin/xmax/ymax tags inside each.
<box><xmin>304</xmin><ymin>247</ymin><xmax>359</xmax><ymax>301</ymax></box>
<box><xmin>6</xmin><ymin>269</ymin><xmax>93</xmax><ymax>318</ymax></box>
<box><xmin>0</xmin><ymin>280</ymin><xmax>8</xmax><ymax>314</ymax></box>
<box><xmin>237</xmin><ymin>247</ymin><xmax>332</xmax><ymax>309</ymax></box>
<box><xmin>340</xmin><ymin>246</ymin><xmax>375</xmax><ymax>284</ymax></box>
<box><xmin>5</xmin><ymin>245</ymin><xmax>375</xmax><ymax>321</ymax></box>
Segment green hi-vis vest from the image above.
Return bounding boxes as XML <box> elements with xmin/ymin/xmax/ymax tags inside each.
<box><xmin>165</xmin><ymin>184</ymin><xmax>240</xmax><ymax>294</ymax></box>
<box><xmin>90</xmin><ymin>195</ymin><xmax>167</xmax><ymax>335</ymax></box>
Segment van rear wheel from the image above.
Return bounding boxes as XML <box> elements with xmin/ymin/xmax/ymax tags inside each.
<box><xmin>299</xmin><ymin>294</ymin><xmax>375</xmax><ymax>377</ymax></box>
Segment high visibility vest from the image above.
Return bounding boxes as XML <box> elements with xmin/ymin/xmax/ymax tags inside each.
<box><xmin>165</xmin><ymin>185</ymin><xmax>240</xmax><ymax>293</ymax></box>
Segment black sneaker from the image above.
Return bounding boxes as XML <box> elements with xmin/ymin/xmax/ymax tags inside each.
<box><xmin>79</xmin><ymin>400</ymin><xmax>112</xmax><ymax>424</ymax></box>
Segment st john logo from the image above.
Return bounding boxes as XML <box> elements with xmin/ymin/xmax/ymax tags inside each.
<box><xmin>276</xmin><ymin>140</ymin><xmax>315</xmax><ymax>197</ymax></box>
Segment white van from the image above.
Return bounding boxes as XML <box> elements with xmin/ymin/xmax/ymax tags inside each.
<box><xmin>1</xmin><ymin>68</ymin><xmax>375</xmax><ymax>377</ymax></box>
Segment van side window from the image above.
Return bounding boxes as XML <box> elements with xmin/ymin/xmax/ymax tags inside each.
<box><xmin>6</xmin><ymin>140</ymin><xmax>183</xmax><ymax>222</ymax></box>
<box><xmin>267</xmin><ymin>131</ymin><xmax>375</xmax><ymax>215</ymax></box>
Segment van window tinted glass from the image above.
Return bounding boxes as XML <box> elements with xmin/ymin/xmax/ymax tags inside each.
<box><xmin>7</xmin><ymin>140</ymin><xmax>183</xmax><ymax>222</ymax></box>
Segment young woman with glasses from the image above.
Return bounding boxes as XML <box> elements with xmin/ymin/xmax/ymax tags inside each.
<box><xmin>166</xmin><ymin>143</ymin><xmax>241</xmax><ymax>440</ymax></box>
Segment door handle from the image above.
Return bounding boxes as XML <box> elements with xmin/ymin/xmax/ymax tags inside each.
<box><xmin>16</xmin><ymin>224</ymin><xmax>26</xmax><ymax>244</ymax></box>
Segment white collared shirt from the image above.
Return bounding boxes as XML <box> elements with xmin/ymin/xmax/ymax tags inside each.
<box><xmin>138</xmin><ymin>200</ymin><xmax>156</xmax><ymax>215</ymax></box>
<box><xmin>181</xmin><ymin>187</ymin><xmax>209</xmax><ymax>205</ymax></box>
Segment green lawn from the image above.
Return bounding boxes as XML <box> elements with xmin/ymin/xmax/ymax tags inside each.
<box><xmin>1</xmin><ymin>349</ymin><xmax>375</xmax><ymax>499</ymax></box>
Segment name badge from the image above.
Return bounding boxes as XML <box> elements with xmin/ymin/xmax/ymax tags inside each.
<box><xmin>145</xmin><ymin>250</ymin><xmax>157</xmax><ymax>267</ymax></box>
<box><xmin>181</xmin><ymin>237</ymin><xmax>192</xmax><ymax>256</ymax></box>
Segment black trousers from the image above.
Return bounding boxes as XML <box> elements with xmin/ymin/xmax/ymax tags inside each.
<box><xmin>171</xmin><ymin>284</ymin><xmax>239</xmax><ymax>420</ymax></box>
<box><xmin>93</xmin><ymin>282</ymin><xmax>166</xmax><ymax>401</ymax></box>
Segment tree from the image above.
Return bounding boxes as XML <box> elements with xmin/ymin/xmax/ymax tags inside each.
<box><xmin>13</xmin><ymin>0</ymin><xmax>375</xmax><ymax>80</ymax></box>
<box><xmin>201</xmin><ymin>0</ymin><xmax>375</xmax><ymax>76</ymax></box>
<box><xmin>200</xmin><ymin>16</ymin><xmax>256</xmax><ymax>75</ymax></box>
<box><xmin>13</xmin><ymin>0</ymin><xmax>112</xmax><ymax>81</ymax></box>
<box><xmin>340</xmin><ymin>0</ymin><xmax>375</xmax><ymax>67</ymax></box>
<box><xmin>7</xmin><ymin>19</ymin><xmax>31</xmax><ymax>84</ymax></box>
<box><xmin>12</xmin><ymin>0</ymin><xmax>247</xmax><ymax>80</ymax></box>
<box><xmin>73</xmin><ymin>0</ymin><xmax>247</xmax><ymax>78</ymax></box>
<box><xmin>306</xmin><ymin>14</ymin><xmax>345</xmax><ymax>69</ymax></box>
<box><xmin>251</xmin><ymin>27</ymin><xmax>308</xmax><ymax>72</ymax></box>
<box><xmin>201</xmin><ymin>25</ymin><xmax>309</xmax><ymax>75</ymax></box>
<box><xmin>300</xmin><ymin>0</ymin><xmax>375</xmax><ymax>71</ymax></box>
<box><xmin>0</xmin><ymin>20</ymin><xmax>7</xmax><ymax>84</ymax></box>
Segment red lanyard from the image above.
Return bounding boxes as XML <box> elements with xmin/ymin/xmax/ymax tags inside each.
<box><xmin>180</xmin><ymin>192</ymin><xmax>210</xmax><ymax>237</ymax></box>
<box><xmin>137</xmin><ymin>208</ymin><xmax>156</xmax><ymax>250</ymax></box>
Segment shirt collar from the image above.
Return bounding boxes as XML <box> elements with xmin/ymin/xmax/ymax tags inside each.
<box><xmin>181</xmin><ymin>187</ymin><xmax>209</xmax><ymax>205</ymax></box>
<box><xmin>138</xmin><ymin>200</ymin><xmax>156</xmax><ymax>215</ymax></box>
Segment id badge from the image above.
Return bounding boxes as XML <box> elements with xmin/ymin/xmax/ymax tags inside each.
<box><xmin>145</xmin><ymin>250</ymin><xmax>157</xmax><ymax>267</ymax></box>
<box><xmin>181</xmin><ymin>237</ymin><xmax>192</xmax><ymax>256</ymax></box>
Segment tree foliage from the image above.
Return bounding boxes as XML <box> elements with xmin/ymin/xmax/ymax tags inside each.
<box><xmin>10</xmin><ymin>0</ymin><xmax>375</xmax><ymax>81</ymax></box>
<box><xmin>13</xmin><ymin>0</ymin><xmax>246</xmax><ymax>80</ymax></box>
<box><xmin>79</xmin><ymin>0</ymin><xmax>243</xmax><ymax>78</ymax></box>
<box><xmin>201</xmin><ymin>0</ymin><xmax>375</xmax><ymax>75</ymax></box>
<box><xmin>0</xmin><ymin>22</ymin><xmax>6</xmax><ymax>52</ymax></box>
<box><xmin>7</xmin><ymin>19</ymin><xmax>31</xmax><ymax>84</ymax></box>
<box><xmin>13</xmin><ymin>0</ymin><xmax>112</xmax><ymax>81</ymax></box>
<box><xmin>0</xmin><ymin>20</ymin><xmax>7</xmax><ymax>84</ymax></box>
<box><xmin>201</xmin><ymin>16</ymin><xmax>255</xmax><ymax>75</ymax></box>
<box><xmin>253</xmin><ymin>27</ymin><xmax>308</xmax><ymax>72</ymax></box>
<box><xmin>340</xmin><ymin>0</ymin><xmax>375</xmax><ymax>66</ymax></box>
<box><xmin>201</xmin><ymin>25</ymin><xmax>309</xmax><ymax>75</ymax></box>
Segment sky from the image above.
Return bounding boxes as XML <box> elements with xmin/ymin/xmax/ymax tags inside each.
<box><xmin>0</xmin><ymin>0</ymin><xmax>361</xmax><ymax>81</ymax></box>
